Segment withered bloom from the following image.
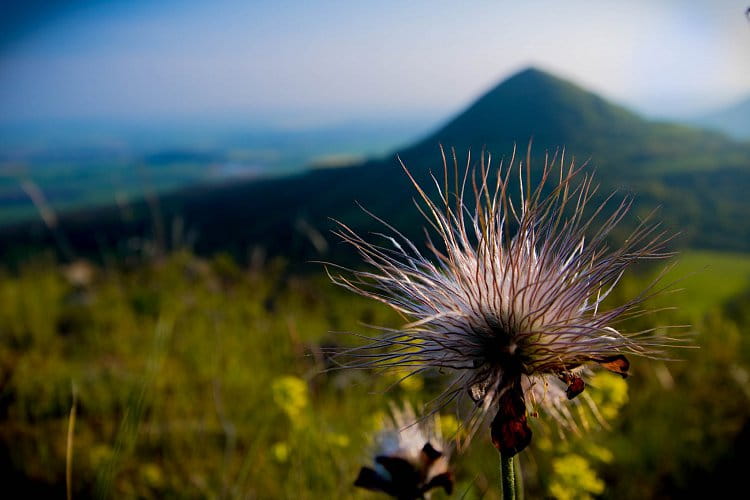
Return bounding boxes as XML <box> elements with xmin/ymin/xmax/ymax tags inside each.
<box><xmin>329</xmin><ymin>148</ymin><xmax>675</xmax><ymax>456</ymax></box>
<box><xmin>355</xmin><ymin>404</ymin><xmax>453</xmax><ymax>499</ymax></box>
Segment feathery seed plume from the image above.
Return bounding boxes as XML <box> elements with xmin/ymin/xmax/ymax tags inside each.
<box><xmin>329</xmin><ymin>147</ymin><xmax>676</xmax><ymax>456</ymax></box>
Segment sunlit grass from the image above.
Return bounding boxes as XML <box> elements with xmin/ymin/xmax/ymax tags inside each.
<box><xmin>0</xmin><ymin>250</ymin><xmax>748</xmax><ymax>498</ymax></box>
<box><xmin>656</xmin><ymin>250</ymin><xmax>750</xmax><ymax>319</ymax></box>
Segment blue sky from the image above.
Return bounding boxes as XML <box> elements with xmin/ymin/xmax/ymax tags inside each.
<box><xmin>0</xmin><ymin>0</ymin><xmax>748</xmax><ymax>127</ymax></box>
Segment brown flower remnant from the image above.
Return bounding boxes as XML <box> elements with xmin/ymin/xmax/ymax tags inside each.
<box><xmin>355</xmin><ymin>404</ymin><xmax>453</xmax><ymax>499</ymax></box>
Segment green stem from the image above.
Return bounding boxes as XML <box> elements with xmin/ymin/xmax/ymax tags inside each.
<box><xmin>514</xmin><ymin>454</ymin><xmax>525</xmax><ymax>500</ymax></box>
<box><xmin>500</xmin><ymin>453</ymin><xmax>516</xmax><ymax>500</ymax></box>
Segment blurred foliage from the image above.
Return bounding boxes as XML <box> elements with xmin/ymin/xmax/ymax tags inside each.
<box><xmin>549</xmin><ymin>455</ymin><xmax>604</xmax><ymax>500</ymax></box>
<box><xmin>0</xmin><ymin>249</ymin><xmax>749</xmax><ymax>498</ymax></box>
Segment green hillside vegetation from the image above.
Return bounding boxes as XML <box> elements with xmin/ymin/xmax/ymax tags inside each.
<box><xmin>0</xmin><ymin>157</ymin><xmax>212</xmax><ymax>225</ymax></box>
<box><xmin>0</xmin><ymin>121</ymin><xmax>431</xmax><ymax>226</ymax></box>
<box><xmin>0</xmin><ymin>68</ymin><xmax>748</xmax><ymax>264</ymax></box>
<box><xmin>1</xmin><ymin>250</ymin><xmax>749</xmax><ymax>498</ymax></box>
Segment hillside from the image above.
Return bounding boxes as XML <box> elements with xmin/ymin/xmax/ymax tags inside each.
<box><xmin>1</xmin><ymin>67</ymin><xmax>749</xmax><ymax>264</ymax></box>
<box><xmin>411</xmin><ymin>68</ymin><xmax>740</xmax><ymax>173</ymax></box>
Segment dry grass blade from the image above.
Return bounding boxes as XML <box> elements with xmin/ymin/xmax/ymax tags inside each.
<box><xmin>66</xmin><ymin>382</ymin><xmax>78</xmax><ymax>500</ymax></box>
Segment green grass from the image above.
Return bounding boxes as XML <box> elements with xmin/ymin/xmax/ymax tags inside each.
<box><xmin>653</xmin><ymin>250</ymin><xmax>750</xmax><ymax>319</ymax></box>
<box><xmin>1</xmin><ymin>250</ymin><xmax>749</xmax><ymax>498</ymax></box>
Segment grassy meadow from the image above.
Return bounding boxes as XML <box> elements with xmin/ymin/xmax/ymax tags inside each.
<box><xmin>1</xmin><ymin>247</ymin><xmax>749</xmax><ymax>498</ymax></box>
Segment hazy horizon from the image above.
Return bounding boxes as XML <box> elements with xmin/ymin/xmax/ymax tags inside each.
<box><xmin>1</xmin><ymin>0</ymin><xmax>749</xmax><ymax>130</ymax></box>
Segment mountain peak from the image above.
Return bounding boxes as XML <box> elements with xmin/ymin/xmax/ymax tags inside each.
<box><xmin>505</xmin><ymin>66</ymin><xmax>555</xmax><ymax>83</ymax></box>
<box><xmin>411</xmin><ymin>67</ymin><xmax>642</xmax><ymax>157</ymax></box>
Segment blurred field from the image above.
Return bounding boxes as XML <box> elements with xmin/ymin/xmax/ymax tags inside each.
<box><xmin>0</xmin><ymin>248</ymin><xmax>748</xmax><ymax>498</ymax></box>
<box><xmin>658</xmin><ymin>250</ymin><xmax>750</xmax><ymax>318</ymax></box>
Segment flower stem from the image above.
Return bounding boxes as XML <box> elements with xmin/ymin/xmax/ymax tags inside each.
<box><xmin>514</xmin><ymin>454</ymin><xmax>525</xmax><ymax>500</ymax></box>
<box><xmin>500</xmin><ymin>452</ymin><xmax>516</xmax><ymax>500</ymax></box>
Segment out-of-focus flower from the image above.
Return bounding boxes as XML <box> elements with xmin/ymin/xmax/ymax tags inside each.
<box><xmin>436</xmin><ymin>413</ymin><xmax>461</xmax><ymax>442</ymax></box>
<box><xmin>63</xmin><ymin>259</ymin><xmax>95</xmax><ymax>288</ymax></box>
<box><xmin>330</xmin><ymin>148</ymin><xmax>677</xmax><ymax>455</ymax></box>
<box><xmin>389</xmin><ymin>367</ymin><xmax>424</xmax><ymax>392</ymax></box>
<box><xmin>271</xmin><ymin>441</ymin><xmax>290</xmax><ymax>463</ymax></box>
<box><xmin>326</xmin><ymin>432</ymin><xmax>351</xmax><ymax>448</ymax></box>
<box><xmin>271</xmin><ymin>375</ymin><xmax>309</xmax><ymax>423</ymax></box>
<box><xmin>549</xmin><ymin>454</ymin><xmax>605</xmax><ymax>500</ymax></box>
<box><xmin>355</xmin><ymin>403</ymin><xmax>453</xmax><ymax>499</ymax></box>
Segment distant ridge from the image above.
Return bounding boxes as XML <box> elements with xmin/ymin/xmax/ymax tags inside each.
<box><xmin>1</xmin><ymin>67</ymin><xmax>749</xmax><ymax>264</ymax></box>
<box><xmin>694</xmin><ymin>96</ymin><xmax>750</xmax><ymax>140</ymax></box>
<box><xmin>402</xmin><ymin>67</ymin><xmax>738</xmax><ymax>174</ymax></box>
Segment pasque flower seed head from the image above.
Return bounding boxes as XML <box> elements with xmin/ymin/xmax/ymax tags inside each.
<box><xmin>329</xmin><ymin>147</ymin><xmax>676</xmax><ymax>455</ymax></box>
